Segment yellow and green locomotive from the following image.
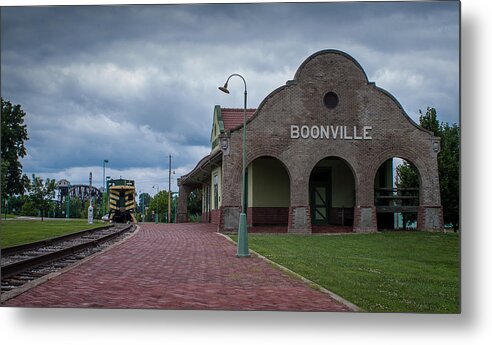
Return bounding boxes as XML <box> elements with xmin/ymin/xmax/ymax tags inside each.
<box><xmin>108</xmin><ymin>178</ymin><xmax>136</xmax><ymax>223</ymax></box>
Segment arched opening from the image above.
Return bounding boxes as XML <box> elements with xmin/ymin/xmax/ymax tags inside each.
<box><xmin>309</xmin><ymin>157</ymin><xmax>355</xmax><ymax>233</ymax></box>
<box><xmin>187</xmin><ymin>187</ymin><xmax>203</xmax><ymax>223</ymax></box>
<box><xmin>374</xmin><ymin>157</ymin><xmax>420</xmax><ymax>230</ymax></box>
<box><xmin>246</xmin><ymin>156</ymin><xmax>290</xmax><ymax>233</ymax></box>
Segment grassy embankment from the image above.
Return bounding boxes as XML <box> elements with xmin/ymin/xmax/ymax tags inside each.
<box><xmin>230</xmin><ymin>231</ymin><xmax>459</xmax><ymax>313</ymax></box>
<box><xmin>1</xmin><ymin>219</ymin><xmax>108</xmax><ymax>248</ymax></box>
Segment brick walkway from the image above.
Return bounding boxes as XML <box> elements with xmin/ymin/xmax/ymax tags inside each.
<box><xmin>4</xmin><ymin>223</ymin><xmax>352</xmax><ymax>311</ymax></box>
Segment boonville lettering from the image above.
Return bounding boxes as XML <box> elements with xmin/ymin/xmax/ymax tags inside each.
<box><xmin>290</xmin><ymin>125</ymin><xmax>373</xmax><ymax>140</ymax></box>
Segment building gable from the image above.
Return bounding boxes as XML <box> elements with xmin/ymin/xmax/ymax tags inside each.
<box><xmin>210</xmin><ymin>105</ymin><xmax>225</xmax><ymax>151</ymax></box>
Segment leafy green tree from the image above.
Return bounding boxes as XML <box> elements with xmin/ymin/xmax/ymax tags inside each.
<box><xmin>69</xmin><ymin>197</ymin><xmax>83</xmax><ymax>219</ymax></box>
<box><xmin>54</xmin><ymin>201</ymin><xmax>66</xmax><ymax>218</ymax></box>
<box><xmin>27</xmin><ymin>174</ymin><xmax>57</xmax><ymax>221</ymax></box>
<box><xmin>396</xmin><ymin>161</ymin><xmax>419</xmax><ymax>228</ymax></box>
<box><xmin>419</xmin><ymin>107</ymin><xmax>441</xmax><ymax>136</ymax></box>
<box><xmin>1</xmin><ymin>98</ymin><xmax>29</xmax><ymax>200</ymax></box>
<box><xmin>136</xmin><ymin>192</ymin><xmax>152</xmax><ymax>222</ymax></box>
<box><xmin>187</xmin><ymin>189</ymin><xmax>202</xmax><ymax>217</ymax></box>
<box><xmin>138</xmin><ymin>192</ymin><xmax>151</xmax><ymax>213</ymax></box>
<box><xmin>148</xmin><ymin>190</ymin><xmax>169</xmax><ymax>222</ymax></box>
<box><xmin>439</xmin><ymin>122</ymin><xmax>460</xmax><ymax>230</ymax></box>
<box><xmin>1</xmin><ymin>160</ymin><xmax>8</xmax><ymax>203</ymax></box>
<box><xmin>398</xmin><ymin>107</ymin><xmax>459</xmax><ymax>230</ymax></box>
<box><xmin>20</xmin><ymin>200</ymin><xmax>38</xmax><ymax>216</ymax></box>
<box><xmin>80</xmin><ymin>200</ymin><xmax>88</xmax><ymax>219</ymax></box>
<box><xmin>6</xmin><ymin>194</ymin><xmax>29</xmax><ymax>215</ymax></box>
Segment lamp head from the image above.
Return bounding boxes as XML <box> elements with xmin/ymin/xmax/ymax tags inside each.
<box><xmin>218</xmin><ymin>82</ymin><xmax>229</xmax><ymax>94</ymax></box>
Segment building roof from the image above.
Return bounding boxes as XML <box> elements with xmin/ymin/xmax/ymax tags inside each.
<box><xmin>220</xmin><ymin>108</ymin><xmax>256</xmax><ymax>131</ymax></box>
<box><xmin>178</xmin><ymin>149</ymin><xmax>223</xmax><ymax>186</ymax></box>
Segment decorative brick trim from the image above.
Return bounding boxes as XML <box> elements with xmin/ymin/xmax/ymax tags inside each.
<box><xmin>247</xmin><ymin>207</ymin><xmax>289</xmax><ymax>226</ymax></box>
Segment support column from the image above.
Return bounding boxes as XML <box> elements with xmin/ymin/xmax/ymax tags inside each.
<box><xmin>219</xmin><ymin>152</ymin><xmax>241</xmax><ymax>232</ymax></box>
<box><xmin>417</xmin><ymin>206</ymin><xmax>444</xmax><ymax>231</ymax></box>
<box><xmin>287</xmin><ymin>171</ymin><xmax>311</xmax><ymax>234</ymax></box>
<box><xmin>220</xmin><ymin>206</ymin><xmax>240</xmax><ymax>232</ymax></box>
<box><xmin>288</xmin><ymin>205</ymin><xmax>312</xmax><ymax>234</ymax></box>
<box><xmin>177</xmin><ymin>181</ymin><xmax>193</xmax><ymax>223</ymax></box>
<box><xmin>353</xmin><ymin>206</ymin><xmax>377</xmax><ymax>232</ymax></box>
<box><xmin>413</xmin><ymin>147</ymin><xmax>444</xmax><ymax>231</ymax></box>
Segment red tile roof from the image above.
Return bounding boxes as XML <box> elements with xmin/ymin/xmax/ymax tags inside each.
<box><xmin>221</xmin><ymin>108</ymin><xmax>256</xmax><ymax>131</ymax></box>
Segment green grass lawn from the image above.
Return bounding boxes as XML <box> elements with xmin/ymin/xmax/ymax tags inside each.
<box><xmin>1</xmin><ymin>219</ymin><xmax>108</xmax><ymax>248</ymax></box>
<box><xmin>230</xmin><ymin>231</ymin><xmax>459</xmax><ymax>313</ymax></box>
<box><xmin>1</xmin><ymin>214</ymin><xmax>18</xmax><ymax>219</ymax></box>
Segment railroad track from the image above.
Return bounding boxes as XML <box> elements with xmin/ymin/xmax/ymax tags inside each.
<box><xmin>1</xmin><ymin>223</ymin><xmax>135</xmax><ymax>295</ymax></box>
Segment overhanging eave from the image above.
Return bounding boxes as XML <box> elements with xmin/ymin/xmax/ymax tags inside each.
<box><xmin>178</xmin><ymin>150</ymin><xmax>222</xmax><ymax>186</ymax></box>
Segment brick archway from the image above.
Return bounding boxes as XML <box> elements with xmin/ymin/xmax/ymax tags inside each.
<box><xmin>307</xmin><ymin>156</ymin><xmax>356</xmax><ymax>233</ymax></box>
<box><xmin>246</xmin><ymin>155</ymin><xmax>291</xmax><ymax>233</ymax></box>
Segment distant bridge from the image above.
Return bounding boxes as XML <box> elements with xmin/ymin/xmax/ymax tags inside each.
<box><xmin>69</xmin><ymin>184</ymin><xmax>103</xmax><ymax>202</ymax></box>
<box><xmin>57</xmin><ymin>183</ymin><xmax>103</xmax><ymax>203</ymax></box>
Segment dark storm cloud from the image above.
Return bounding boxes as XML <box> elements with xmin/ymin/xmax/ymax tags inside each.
<box><xmin>1</xmin><ymin>2</ymin><xmax>459</xmax><ymax>192</ymax></box>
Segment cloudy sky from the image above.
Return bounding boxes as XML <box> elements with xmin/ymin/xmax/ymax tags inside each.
<box><xmin>1</xmin><ymin>1</ymin><xmax>460</xmax><ymax>195</ymax></box>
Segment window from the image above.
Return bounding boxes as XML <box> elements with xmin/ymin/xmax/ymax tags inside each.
<box><xmin>213</xmin><ymin>174</ymin><xmax>219</xmax><ymax>209</ymax></box>
<box><xmin>323</xmin><ymin>92</ymin><xmax>339</xmax><ymax>109</ymax></box>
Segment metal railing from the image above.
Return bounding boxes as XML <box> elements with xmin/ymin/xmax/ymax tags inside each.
<box><xmin>374</xmin><ymin>187</ymin><xmax>419</xmax><ymax>213</ymax></box>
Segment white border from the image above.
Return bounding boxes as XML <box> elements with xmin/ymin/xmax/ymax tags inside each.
<box><xmin>2</xmin><ymin>1</ymin><xmax>490</xmax><ymax>345</ymax></box>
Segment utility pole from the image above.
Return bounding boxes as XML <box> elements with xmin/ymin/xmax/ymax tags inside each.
<box><xmin>168</xmin><ymin>154</ymin><xmax>172</xmax><ymax>223</ymax></box>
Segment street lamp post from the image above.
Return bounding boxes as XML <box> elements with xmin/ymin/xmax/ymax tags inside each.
<box><xmin>153</xmin><ymin>184</ymin><xmax>159</xmax><ymax>223</ymax></box>
<box><xmin>102</xmin><ymin>159</ymin><xmax>108</xmax><ymax>216</ymax></box>
<box><xmin>139</xmin><ymin>190</ymin><xmax>145</xmax><ymax>222</ymax></box>
<box><xmin>106</xmin><ymin>176</ymin><xmax>111</xmax><ymax>219</ymax></box>
<box><xmin>219</xmin><ymin>73</ymin><xmax>250</xmax><ymax>257</ymax></box>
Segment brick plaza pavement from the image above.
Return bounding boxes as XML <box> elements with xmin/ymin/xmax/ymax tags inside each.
<box><xmin>4</xmin><ymin>223</ymin><xmax>353</xmax><ymax>311</ymax></box>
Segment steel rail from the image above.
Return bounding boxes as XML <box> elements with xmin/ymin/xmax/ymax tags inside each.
<box><xmin>1</xmin><ymin>224</ymin><xmax>133</xmax><ymax>279</ymax></box>
<box><xmin>1</xmin><ymin>225</ymin><xmax>114</xmax><ymax>256</ymax></box>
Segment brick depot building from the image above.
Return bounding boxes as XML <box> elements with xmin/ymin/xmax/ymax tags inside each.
<box><xmin>178</xmin><ymin>50</ymin><xmax>443</xmax><ymax>234</ymax></box>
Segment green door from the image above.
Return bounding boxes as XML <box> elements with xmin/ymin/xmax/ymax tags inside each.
<box><xmin>310</xmin><ymin>182</ymin><xmax>331</xmax><ymax>225</ymax></box>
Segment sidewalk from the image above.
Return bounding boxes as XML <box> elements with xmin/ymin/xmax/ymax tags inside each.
<box><xmin>4</xmin><ymin>223</ymin><xmax>352</xmax><ymax>311</ymax></box>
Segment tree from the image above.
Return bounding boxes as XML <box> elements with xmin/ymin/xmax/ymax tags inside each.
<box><xmin>136</xmin><ymin>192</ymin><xmax>152</xmax><ymax>222</ymax></box>
<box><xmin>4</xmin><ymin>194</ymin><xmax>28</xmax><ymax>215</ymax></box>
<box><xmin>1</xmin><ymin>160</ymin><xmax>8</xmax><ymax>203</ymax></box>
<box><xmin>398</xmin><ymin>107</ymin><xmax>460</xmax><ymax>230</ymax></box>
<box><xmin>438</xmin><ymin>123</ymin><xmax>460</xmax><ymax>231</ymax></box>
<box><xmin>20</xmin><ymin>200</ymin><xmax>38</xmax><ymax>216</ymax></box>
<box><xmin>69</xmin><ymin>197</ymin><xmax>83</xmax><ymax>219</ymax></box>
<box><xmin>148</xmin><ymin>190</ymin><xmax>169</xmax><ymax>222</ymax></box>
<box><xmin>1</xmin><ymin>98</ymin><xmax>29</xmax><ymax>200</ymax></box>
<box><xmin>27</xmin><ymin>174</ymin><xmax>57</xmax><ymax>221</ymax></box>
<box><xmin>395</xmin><ymin>161</ymin><xmax>419</xmax><ymax>228</ymax></box>
<box><xmin>187</xmin><ymin>189</ymin><xmax>202</xmax><ymax>216</ymax></box>
<box><xmin>138</xmin><ymin>192</ymin><xmax>151</xmax><ymax>212</ymax></box>
<box><xmin>419</xmin><ymin>107</ymin><xmax>441</xmax><ymax>136</ymax></box>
